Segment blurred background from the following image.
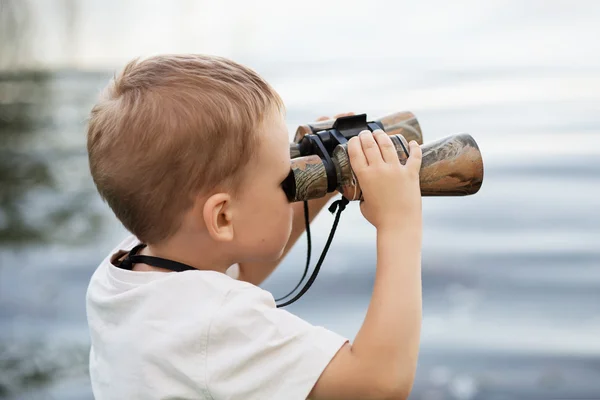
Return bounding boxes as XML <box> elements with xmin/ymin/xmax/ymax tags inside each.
<box><xmin>1</xmin><ymin>0</ymin><xmax>599</xmax><ymax>398</ymax></box>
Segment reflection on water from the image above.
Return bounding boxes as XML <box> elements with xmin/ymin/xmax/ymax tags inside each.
<box><xmin>0</xmin><ymin>72</ymin><xmax>52</xmax><ymax>245</ymax></box>
<box><xmin>0</xmin><ymin>340</ymin><xmax>88</xmax><ymax>397</ymax></box>
<box><xmin>0</xmin><ymin>71</ymin><xmax>106</xmax><ymax>397</ymax></box>
<box><xmin>0</xmin><ymin>72</ymin><xmax>104</xmax><ymax>248</ymax></box>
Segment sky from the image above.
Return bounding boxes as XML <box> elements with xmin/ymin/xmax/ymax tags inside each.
<box><xmin>13</xmin><ymin>0</ymin><xmax>600</xmax><ymax>71</ymax></box>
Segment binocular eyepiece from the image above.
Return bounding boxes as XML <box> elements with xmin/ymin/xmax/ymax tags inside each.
<box><xmin>282</xmin><ymin>112</ymin><xmax>484</xmax><ymax>202</ymax></box>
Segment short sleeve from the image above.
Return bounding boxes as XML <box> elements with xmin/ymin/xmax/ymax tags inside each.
<box><xmin>206</xmin><ymin>286</ymin><xmax>348</xmax><ymax>400</ymax></box>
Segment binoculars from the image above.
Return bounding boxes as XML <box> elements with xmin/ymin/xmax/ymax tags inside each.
<box><xmin>282</xmin><ymin>111</ymin><xmax>484</xmax><ymax>202</ymax></box>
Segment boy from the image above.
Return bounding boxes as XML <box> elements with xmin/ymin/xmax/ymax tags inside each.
<box><xmin>86</xmin><ymin>54</ymin><xmax>423</xmax><ymax>399</ymax></box>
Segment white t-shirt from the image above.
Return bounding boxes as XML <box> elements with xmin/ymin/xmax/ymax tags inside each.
<box><xmin>86</xmin><ymin>235</ymin><xmax>348</xmax><ymax>399</ymax></box>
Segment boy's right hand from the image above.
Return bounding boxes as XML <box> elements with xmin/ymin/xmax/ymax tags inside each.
<box><xmin>347</xmin><ymin>130</ymin><xmax>423</xmax><ymax>230</ymax></box>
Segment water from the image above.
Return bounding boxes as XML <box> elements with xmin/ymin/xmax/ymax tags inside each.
<box><xmin>1</xmin><ymin>1</ymin><xmax>600</xmax><ymax>399</ymax></box>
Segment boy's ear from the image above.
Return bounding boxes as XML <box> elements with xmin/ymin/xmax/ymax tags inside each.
<box><xmin>202</xmin><ymin>193</ymin><xmax>234</xmax><ymax>242</ymax></box>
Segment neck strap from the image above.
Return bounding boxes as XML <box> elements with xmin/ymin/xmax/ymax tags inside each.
<box><xmin>275</xmin><ymin>196</ymin><xmax>348</xmax><ymax>307</ymax></box>
<box><xmin>118</xmin><ymin>243</ymin><xmax>196</xmax><ymax>272</ymax></box>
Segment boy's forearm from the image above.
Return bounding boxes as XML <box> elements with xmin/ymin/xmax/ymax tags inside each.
<box><xmin>351</xmin><ymin>224</ymin><xmax>423</xmax><ymax>392</ymax></box>
<box><xmin>237</xmin><ymin>192</ymin><xmax>338</xmax><ymax>286</ymax></box>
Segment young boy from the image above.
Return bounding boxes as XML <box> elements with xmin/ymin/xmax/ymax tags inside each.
<box><xmin>86</xmin><ymin>54</ymin><xmax>423</xmax><ymax>399</ymax></box>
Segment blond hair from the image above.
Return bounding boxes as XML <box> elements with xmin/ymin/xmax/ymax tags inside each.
<box><xmin>87</xmin><ymin>54</ymin><xmax>284</xmax><ymax>244</ymax></box>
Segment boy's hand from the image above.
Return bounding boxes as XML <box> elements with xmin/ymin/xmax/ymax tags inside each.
<box><xmin>348</xmin><ymin>130</ymin><xmax>422</xmax><ymax>231</ymax></box>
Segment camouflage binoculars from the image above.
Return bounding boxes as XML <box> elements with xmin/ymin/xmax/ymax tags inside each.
<box><xmin>282</xmin><ymin>112</ymin><xmax>484</xmax><ymax>202</ymax></box>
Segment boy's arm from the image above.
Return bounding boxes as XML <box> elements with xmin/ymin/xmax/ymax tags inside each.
<box><xmin>308</xmin><ymin>225</ymin><xmax>422</xmax><ymax>400</ymax></box>
<box><xmin>307</xmin><ymin>132</ymin><xmax>423</xmax><ymax>399</ymax></box>
<box><xmin>236</xmin><ymin>192</ymin><xmax>337</xmax><ymax>286</ymax></box>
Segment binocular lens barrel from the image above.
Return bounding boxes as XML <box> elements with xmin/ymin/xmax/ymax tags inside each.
<box><xmin>284</xmin><ymin>133</ymin><xmax>484</xmax><ymax>202</ymax></box>
<box><xmin>293</xmin><ymin>111</ymin><xmax>424</xmax><ymax>145</ymax></box>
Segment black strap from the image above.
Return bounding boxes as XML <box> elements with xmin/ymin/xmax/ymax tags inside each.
<box><xmin>275</xmin><ymin>201</ymin><xmax>312</xmax><ymax>302</ymax></box>
<box><xmin>276</xmin><ymin>196</ymin><xmax>349</xmax><ymax>308</ymax></box>
<box><xmin>118</xmin><ymin>243</ymin><xmax>196</xmax><ymax>272</ymax></box>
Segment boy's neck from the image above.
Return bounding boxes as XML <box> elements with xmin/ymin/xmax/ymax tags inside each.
<box><xmin>134</xmin><ymin>235</ymin><xmax>233</xmax><ymax>274</ymax></box>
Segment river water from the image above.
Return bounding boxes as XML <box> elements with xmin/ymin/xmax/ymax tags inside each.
<box><xmin>1</xmin><ymin>1</ymin><xmax>599</xmax><ymax>399</ymax></box>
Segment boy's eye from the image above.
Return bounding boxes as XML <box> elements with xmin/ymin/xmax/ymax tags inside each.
<box><xmin>280</xmin><ymin>169</ymin><xmax>295</xmax><ymax>202</ymax></box>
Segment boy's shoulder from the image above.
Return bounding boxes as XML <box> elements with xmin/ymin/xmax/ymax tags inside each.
<box><xmin>86</xmin><ymin>235</ymin><xmax>348</xmax><ymax>399</ymax></box>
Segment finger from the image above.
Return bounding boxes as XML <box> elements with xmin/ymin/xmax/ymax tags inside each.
<box><xmin>348</xmin><ymin>136</ymin><xmax>368</xmax><ymax>170</ymax></box>
<box><xmin>405</xmin><ymin>140</ymin><xmax>423</xmax><ymax>171</ymax></box>
<box><xmin>359</xmin><ymin>130</ymin><xmax>384</xmax><ymax>166</ymax></box>
<box><xmin>316</xmin><ymin>116</ymin><xmax>330</xmax><ymax>121</ymax></box>
<box><xmin>373</xmin><ymin>130</ymin><xmax>399</xmax><ymax>165</ymax></box>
